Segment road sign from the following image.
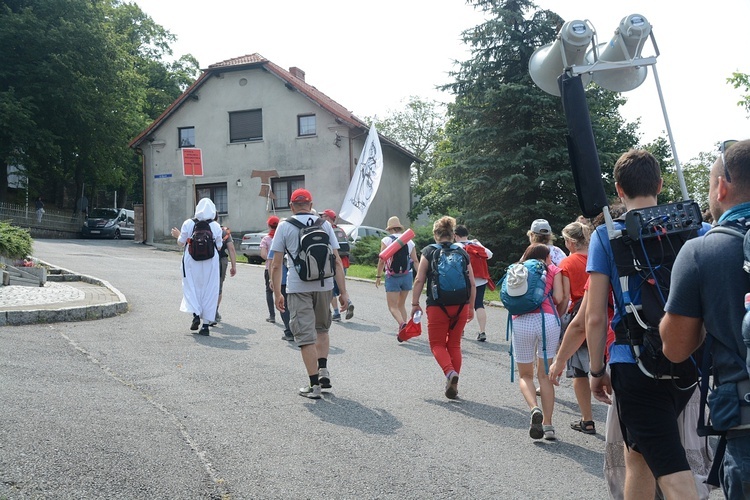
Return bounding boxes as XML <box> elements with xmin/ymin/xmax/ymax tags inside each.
<box><xmin>182</xmin><ymin>148</ymin><xmax>203</xmax><ymax>177</ymax></box>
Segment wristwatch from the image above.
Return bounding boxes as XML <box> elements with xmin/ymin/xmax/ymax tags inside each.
<box><xmin>590</xmin><ymin>366</ymin><xmax>606</xmax><ymax>378</ymax></box>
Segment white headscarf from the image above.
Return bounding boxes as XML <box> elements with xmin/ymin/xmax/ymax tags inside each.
<box><xmin>194</xmin><ymin>198</ymin><xmax>217</xmax><ymax>221</ymax></box>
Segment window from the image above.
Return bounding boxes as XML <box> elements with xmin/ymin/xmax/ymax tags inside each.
<box><xmin>229</xmin><ymin>109</ymin><xmax>262</xmax><ymax>142</ymax></box>
<box><xmin>298</xmin><ymin>115</ymin><xmax>316</xmax><ymax>136</ymax></box>
<box><xmin>178</xmin><ymin>127</ymin><xmax>195</xmax><ymax>148</ymax></box>
<box><xmin>195</xmin><ymin>183</ymin><xmax>228</xmax><ymax>214</ymax></box>
<box><xmin>271</xmin><ymin>176</ymin><xmax>305</xmax><ymax>210</ymax></box>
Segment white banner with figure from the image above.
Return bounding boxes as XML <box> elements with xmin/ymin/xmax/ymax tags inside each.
<box><xmin>338</xmin><ymin>124</ymin><xmax>383</xmax><ymax>226</ymax></box>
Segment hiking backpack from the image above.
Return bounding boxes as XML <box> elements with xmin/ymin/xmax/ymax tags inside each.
<box><xmin>332</xmin><ymin>226</ymin><xmax>350</xmax><ymax>257</ymax></box>
<box><xmin>388</xmin><ymin>235</ymin><xmax>411</xmax><ymax>275</ymax></box>
<box><xmin>188</xmin><ymin>219</ymin><xmax>216</xmax><ymax>261</ymax></box>
<box><xmin>500</xmin><ymin>259</ymin><xmax>558</xmax><ymax>381</ymax></box>
<box><xmin>428</xmin><ymin>243</ymin><xmax>470</xmax><ymax>306</ymax></box>
<box><xmin>500</xmin><ymin>259</ymin><xmax>550</xmax><ymax>315</ymax></box>
<box><xmin>287</xmin><ymin>217</ymin><xmax>336</xmax><ymax>286</ymax></box>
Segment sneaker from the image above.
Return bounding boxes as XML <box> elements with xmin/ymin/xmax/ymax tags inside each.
<box><xmin>299</xmin><ymin>385</ymin><xmax>321</xmax><ymax>399</ymax></box>
<box><xmin>543</xmin><ymin>425</ymin><xmax>556</xmax><ymax>441</ymax></box>
<box><xmin>282</xmin><ymin>331</ymin><xmax>294</xmax><ymax>342</ymax></box>
<box><xmin>529</xmin><ymin>407</ymin><xmax>543</xmax><ymax>439</ymax></box>
<box><xmin>198</xmin><ymin>326</ymin><xmax>210</xmax><ymax>336</ymax></box>
<box><xmin>345</xmin><ymin>301</ymin><xmax>354</xmax><ymax>320</ymax></box>
<box><xmin>319</xmin><ymin>368</ymin><xmax>332</xmax><ymax>389</ymax></box>
<box><xmin>265</xmin><ymin>317</ymin><xmax>275</xmax><ymax>323</ymax></box>
<box><xmin>190</xmin><ymin>314</ymin><xmax>200</xmax><ymax>331</ymax></box>
<box><xmin>215</xmin><ymin>311</ymin><xmax>222</xmax><ymax>323</ymax></box>
<box><xmin>332</xmin><ymin>313</ymin><xmax>341</xmax><ymax>322</ymax></box>
<box><xmin>477</xmin><ymin>332</ymin><xmax>487</xmax><ymax>342</ymax></box>
<box><xmin>445</xmin><ymin>373</ymin><xmax>459</xmax><ymax>400</ymax></box>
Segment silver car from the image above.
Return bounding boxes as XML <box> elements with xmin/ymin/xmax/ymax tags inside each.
<box><xmin>338</xmin><ymin>224</ymin><xmax>389</xmax><ymax>245</ymax></box>
<box><xmin>240</xmin><ymin>230</ymin><xmax>268</xmax><ymax>264</ymax></box>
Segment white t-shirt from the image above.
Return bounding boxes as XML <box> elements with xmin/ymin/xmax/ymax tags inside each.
<box><xmin>270</xmin><ymin>214</ymin><xmax>340</xmax><ymax>293</ymax></box>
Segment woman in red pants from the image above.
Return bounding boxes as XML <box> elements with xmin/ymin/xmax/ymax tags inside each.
<box><xmin>411</xmin><ymin>216</ymin><xmax>475</xmax><ymax>400</ymax></box>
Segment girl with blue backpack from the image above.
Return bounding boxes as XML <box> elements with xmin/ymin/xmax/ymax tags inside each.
<box><xmin>411</xmin><ymin>216</ymin><xmax>475</xmax><ymax>400</ymax></box>
<box><xmin>511</xmin><ymin>243</ymin><xmax>564</xmax><ymax>440</ymax></box>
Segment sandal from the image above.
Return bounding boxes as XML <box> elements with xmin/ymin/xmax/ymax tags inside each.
<box><xmin>571</xmin><ymin>419</ymin><xmax>596</xmax><ymax>435</ymax></box>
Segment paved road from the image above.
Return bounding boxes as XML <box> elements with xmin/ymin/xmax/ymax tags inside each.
<box><xmin>0</xmin><ymin>239</ymin><xmax>610</xmax><ymax>499</ymax></box>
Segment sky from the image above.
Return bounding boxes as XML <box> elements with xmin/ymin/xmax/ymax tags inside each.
<box><xmin>134</xmin><ymin>0</ymin><xmax>749</xmax><ymax>163</ymax></box>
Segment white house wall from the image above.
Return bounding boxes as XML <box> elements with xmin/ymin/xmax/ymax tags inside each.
<box><xmin>140</xmin><ymin>66</ymin><xmax>412</xmax><ymax>243</ymax></box>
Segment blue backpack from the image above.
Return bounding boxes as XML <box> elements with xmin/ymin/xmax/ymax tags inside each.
<box><xmin>500</xmin><ymin>259</ymin><xmax>557</xmax><ymax>381</ymax></box>
<box><xmin>500</xmin><ymin>260</ymin><xmax>549</xmax><ymax>315</ymax></box>
<box><xmin>429</xmin><ymin>243</ymin><xmax>470</xmax><ymax>306</ymax></box>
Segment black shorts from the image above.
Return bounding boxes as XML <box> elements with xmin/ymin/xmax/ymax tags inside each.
<box><xmin>611</xmin><ymin>362</ymin><xmax>695</xmax><ymax>478</ymax></box>
<box><xmin>473</xmin><ymin>283</ymin><xmax>486</xmax><ymax>310</ymax></box>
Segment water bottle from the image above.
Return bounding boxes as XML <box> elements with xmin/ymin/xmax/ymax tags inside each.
<box><xmin>413</xmin><ymin>310</ymin><xmax>422</xmax><ymax>324</ymax></box>
<box><xmin>743</xmin><ymin>293</ymin><xmax>750</xmax><ymax>375</ymax></box>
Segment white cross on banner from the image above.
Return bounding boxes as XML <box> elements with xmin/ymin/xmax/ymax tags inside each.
<box><xmin>338</xmin><ymin>124</ymin><xmax>383</xmax><ymax>226</ymax></box>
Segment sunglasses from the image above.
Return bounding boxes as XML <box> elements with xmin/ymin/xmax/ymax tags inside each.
<box><xmin>720</xmin><ymin>140</ymin><xmax>738</xmax><ymax>182</ymax></box>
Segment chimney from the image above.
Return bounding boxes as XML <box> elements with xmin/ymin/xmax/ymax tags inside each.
<box><xmin>289</xmin><ymin>67</ymin><xmax>305</xmax><ymax>82</ymax></box>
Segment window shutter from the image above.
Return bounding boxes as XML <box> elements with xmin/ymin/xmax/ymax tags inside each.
<box><xmin>230</xmin><ymin>110</ymin><xmax>262</xmax><ymax>142</ymax></box>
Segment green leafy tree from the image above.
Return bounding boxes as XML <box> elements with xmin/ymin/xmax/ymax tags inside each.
<box><xmin>0</xmin><ymin>0</ymin><xmax>199</xmax><ymax>208</ymax></box>
<box><xmin>728</xmin><ymin>72</ymin><xmax>750</xmax><ymax>115</ymax></box>
<box><xmin>367</xmin><ymin>96</ymin><xmax>446</xmax><ymax>221</ymax></box>
<box><xmin>439</xmin><ymin>0</ymin><xmax>639</xmax><ymax>274</ymax></box>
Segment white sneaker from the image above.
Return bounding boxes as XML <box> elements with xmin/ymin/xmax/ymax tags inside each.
<box><xmin>319</xmin><ymin>368</ymin><xmax>331</xmax><ymax>389</ymax></box>
<box><xmin>298</xmin><ymin>385</ymin><xmax>321</xmax><ymax>399</ymax></box>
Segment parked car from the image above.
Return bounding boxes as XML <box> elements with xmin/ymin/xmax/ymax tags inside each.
<box><xmin>81</xmin><ymin>208</ymin><xmax>135</xmax><ymax>239</ymax></box>
<box><xmin>240</xmin><ymin>230</ymin><xmax>268</xmax><ymax>264</ymax></box>
<box><xmin>338</xmin><ymin>224</ymin><xmax>389</xmax><ymax>245</ymax></box>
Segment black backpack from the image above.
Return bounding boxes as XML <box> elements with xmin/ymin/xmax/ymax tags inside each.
<box><xmin>387</xmin><ymin>235</ymin><xmax>410</xmax><ymax>275</ymax></box>
<box><xmin>188</xmin><ymin>219</ymin><xmax>216</xmax><ymax>261</ymax></box>
<box><xmin>333</xmin><ymin>226</ymin><xmax>350</xmax><ymax>257</ymax></box>
<box><xmin>287</xmin><ymin>217</ymin><xmax>336</xmax><ymax>286</ymax></box>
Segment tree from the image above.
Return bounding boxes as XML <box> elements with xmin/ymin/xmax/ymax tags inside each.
<box><xmin>367</xmin><ymin>96</ymin><xmax>446</xmax><ymax>221</ymax></box>
<box><xmin>439</xmin><ymin>0</ymin><xmax>639</xmax><ymax>273</ymax></box>
<box><xmin>728</xmin><ymin>72</ymin><xmax>750</xmax><ymax>115</ymax></box>
<box><xmin>0</xmin><ymin>0</ymin><xmax>199</xmax><ymax>207</ymax></box>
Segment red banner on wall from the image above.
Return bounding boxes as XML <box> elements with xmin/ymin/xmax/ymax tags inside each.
<box><xmin>182</xmin><ymin>148</ymin><xmax>203</xmax><ymax>177</ymax></box>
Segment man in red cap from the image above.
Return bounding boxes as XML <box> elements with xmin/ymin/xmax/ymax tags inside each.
<box><xmin>260</xmin><ymin>215</ymin><xmax>280</xmax><ymax>324</ymax></box>
<box><xmin>321</xmin><ymin>208</ymin><xmax>354</xmax><ymax>321</ymax></box>
<box><xmin>270</xmin><ymin>188</ymin><xmax>350</xmax><ymax>399</ymax></box>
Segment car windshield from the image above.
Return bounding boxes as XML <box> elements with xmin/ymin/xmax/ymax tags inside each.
<box><xmin>89</xmin><ymin>208</ymin><xmax>118</xmax><ymax>219</ymax></box>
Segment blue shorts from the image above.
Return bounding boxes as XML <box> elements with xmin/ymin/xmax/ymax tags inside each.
<box><xmin>385</xmin><ymin>273</ymin><xmax>413</xmax><ymax>292</ymax></box>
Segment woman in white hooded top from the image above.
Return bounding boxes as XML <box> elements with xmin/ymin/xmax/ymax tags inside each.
<box><xmin>171</xmin><ymin>198</ymin><xmax>223</xmax><ymax>336</ymax></box>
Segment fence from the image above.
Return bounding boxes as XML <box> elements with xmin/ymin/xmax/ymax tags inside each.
<box><xmin>0</xmin><ymin>202</ymin><xmax>84</xmax><ymax>234</ymax></box>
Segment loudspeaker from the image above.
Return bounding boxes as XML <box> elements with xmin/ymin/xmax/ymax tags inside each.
<box><xmin>559</xmin><ymin>72</ymin><xmax>608</xmax><ymax>218</ymax></box>
<box><xmin>529</xmin><ymin>20</ymin><xmax>593</xmax><ymax>96</ymax></box>
<box><xmin>586</xmin><ymin>14</ymin><xmax>651</xmax><ymax>92</ymax></box>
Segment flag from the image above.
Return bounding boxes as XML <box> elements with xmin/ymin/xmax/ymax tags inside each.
<box><xmin>338</xmin><ymin>124</ymin><xmax>383</xmax><ymax>226</ymax></box>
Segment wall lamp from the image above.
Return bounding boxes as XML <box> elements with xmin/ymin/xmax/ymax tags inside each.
<box><xmin>236</xmin><ymin>179</ymin><xmax>242</xmax><ymax>187</ymax></box>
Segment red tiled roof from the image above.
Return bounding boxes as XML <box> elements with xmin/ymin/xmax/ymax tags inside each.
<box><xmin>130</xmin><ymin>53</ymin><xmax>420</xmax><ymax>162</ymax></box>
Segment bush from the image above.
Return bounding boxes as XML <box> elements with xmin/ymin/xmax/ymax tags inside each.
<box><xmin>349</xmin><ymin>235</ymin><xmax>382</xmax><ymax>266</ymax></box>
<box><xmin>0</xmin><ymin>221</ymin><xmax>33</xmax><ymax>259</ymax></box>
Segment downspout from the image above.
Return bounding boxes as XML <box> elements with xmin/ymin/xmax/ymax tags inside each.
<box><xmin>135</xmin><ymin>146</ymin><xmax>147</xmax><ymax>244</ymax></box>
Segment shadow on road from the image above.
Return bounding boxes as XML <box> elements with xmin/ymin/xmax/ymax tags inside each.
<box><xmin>304</xmin><ymin>394</ymin><xmax>403</xmax><ymax>435</ymax></box>
<box><xmin>424</xmin><ymin>397</ymin><xmax>528</xmax><ymax>428</ymax></box>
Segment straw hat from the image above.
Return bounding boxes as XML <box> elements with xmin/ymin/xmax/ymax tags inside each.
<box><xmin>386</xmin><ymin>216</ymin><xmax>404</xmax><ymax>231</ymax></box>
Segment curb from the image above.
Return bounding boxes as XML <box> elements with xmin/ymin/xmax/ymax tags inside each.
<box><xmin>0</xmin><ymin>259</ymin><xmax>129</xmax><ymax>326</ymax></box>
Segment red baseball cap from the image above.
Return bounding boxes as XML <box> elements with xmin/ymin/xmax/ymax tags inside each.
<box><xmin>267</xmin><ymin>215</ymin><xmax>279</xmax><ymax>228</ymax></box>
<box><xmin>322</xmin><ymin>209</ymin><xmax>336</xmax><ymax>220</ymax></box>
<box><xmin>290</xmin><ymin>188</ymin><xmax>312</xmax><ymax>203</ymax></box>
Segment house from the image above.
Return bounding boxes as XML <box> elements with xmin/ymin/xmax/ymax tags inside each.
<box><xmin>129</xmin><ymin>53</ymin><xmax>420</xmax><ymax>244</ymax></box>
